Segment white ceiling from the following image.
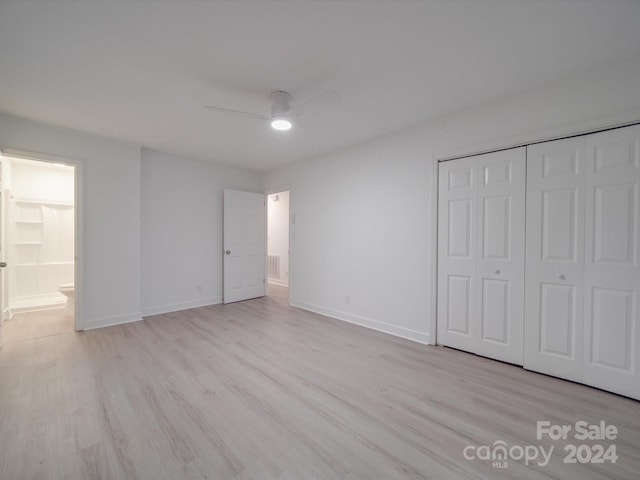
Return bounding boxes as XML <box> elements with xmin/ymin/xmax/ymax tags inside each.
<box><xmin>1</xmin><ymin>1</ymin><xmax>640</xmax><ymax>172</ymax></box>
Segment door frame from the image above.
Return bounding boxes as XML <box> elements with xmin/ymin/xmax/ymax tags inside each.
<box><xmin>0</xmin><ymin>148</ymin><xmax>84</xmax><ymax>331</ymax></box>
<box><xmin>223</xmin><ymin>189</ymin><xmax>267</xmax><ymax>304</ymax></box>
<box><xmin>430</xmin><ymin>160</ymin><xmax>439</xmax><ymax>345</ymax></box>
<box><xmin>265</xmin><ymin>186</ymin><xmax>292</xmax><ymax>304</ymax></box>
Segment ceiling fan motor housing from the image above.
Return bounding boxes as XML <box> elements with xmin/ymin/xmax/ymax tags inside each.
<box><xmin>271</xmin><ymin>91</ymin><xmax>291</xmax><ymax>118</ymax></box>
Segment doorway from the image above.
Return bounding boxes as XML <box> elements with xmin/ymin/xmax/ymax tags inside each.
<box><xmin>0</xmin><ymin>155</ymin><xmax>77</xmax><ymax>343</ymax></box>
<box><xmin>267</xmin><ymin>190</ymin><xmax>289</xmax><ymax>301</ymax></box>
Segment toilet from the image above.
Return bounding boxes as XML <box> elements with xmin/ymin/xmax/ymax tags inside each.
<box><xmin>58</xmin><ymin>283</ymin><xmax>75</xmax><ymax>317</ymax></box>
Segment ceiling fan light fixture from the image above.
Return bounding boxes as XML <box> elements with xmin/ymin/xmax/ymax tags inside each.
<box><xmin>271</xmin><ymin>116</ymin><xmax>292</xmax><ymax>131</ymax></box>
<box><xmin>205</xmin><ymin>89</ymin><xmax>339</xmax><ymax>133</ymax></box>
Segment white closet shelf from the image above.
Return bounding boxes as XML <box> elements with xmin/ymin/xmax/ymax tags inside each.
<box><xmin>13</xmin><ymin>198</ymin><xmax>74</xmax><ymax>207</ymax></box>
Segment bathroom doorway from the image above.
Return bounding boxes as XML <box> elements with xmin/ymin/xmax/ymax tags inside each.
<box><xmin>267</xmin><ymin>190</ymin><xmax>289</xmax><ymax>302</ymax></box>
<box><xmin>0</xmin><ymin>155</ymin><xmax>76</xmax><ymax>343</ymax></box>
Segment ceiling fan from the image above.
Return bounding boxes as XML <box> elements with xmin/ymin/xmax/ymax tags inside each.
<box><xmin>205</xmin><ymin>90</ymin><xmax>340</xmax><ymax>131</ymax></box>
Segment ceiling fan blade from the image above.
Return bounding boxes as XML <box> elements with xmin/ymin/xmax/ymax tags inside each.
<box><xmin>204</xmin><ymin>105</ymin><xmax>269</xmax><ymax>121</ymax></box>
<box><xmin>288</xmin><ymin>90</ymin><xmax>341</xmax><ymax>119</ymax></box>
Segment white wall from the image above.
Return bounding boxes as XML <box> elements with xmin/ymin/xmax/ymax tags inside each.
<box><xmin>263</xmin><ymin>56</ymin><xmax>640</xmax><ymax>345</ymax></box>
<box><xmin>140</xmin><ymin>148</ymin><xmax>261</xmax><ymax>316</ymax></box>
<box><xmin>0</xmin><ymin>112</ymin><xmax>142</xmax><ymax>329</ymax></box>
<box><xmin>265</xmin><ymin>140</ymin><xmax>433</xmax><ymax>343</ymax></box>
<box><xmin>267</xmin><ymin>191</ymin><xmax>289</xmax><ymax>286</ymax></box>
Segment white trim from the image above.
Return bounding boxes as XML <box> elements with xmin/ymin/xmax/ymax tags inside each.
<box><xmin>83</xmin><ymin>312</ymin><xmax>142</xmax><ymax>330</ymax></box>
<box><xmin>290</xmin><ymin>299</ymin><xmax>432</xmax><ymax>346</ymax></box>
<box><xmin>288</xmin><ymin>187</ymin><xmax>294</xmax><ymax>304</ymax></box>
<box><xmin>265</xmin><ymin>186</ymin><xmax>292</xmax><ymax>304</ymax></box>
<box><xmin>0</xmin><ymin>149</ymin><xmax>78</xmax><ymax>165</ymax></box>
<box><xmin>10</xmin><ymin>292</ymin><xmax>66</xmax><ymax>312</ymax></box>
<box><xmin>264</xmin><ymin>185</ymin><xmax>291</xmax><ymax>196</ymax></box>
<box><xmin>13</xmin><ymin>197</ymin><xmax>74</xmax><ymax>207</ymax></box>
<box><xmin>9</xmin><ymin>304</ymin><xmax>65</xmax><ymax>315</ymax></box>
<box><xmin>141</xmin><ymin>297</ymin><xmax>222</xmax><ymax>317</ymax></box>
<box><xmin>429</xmin><ymin>156</ymin><xmax>439</xmax><ymax>345</ymax></box>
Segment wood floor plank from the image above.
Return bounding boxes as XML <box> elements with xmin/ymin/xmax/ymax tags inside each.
<box><xmin>1</xmin><ymin>295</ymin><xmax>639</xmax><ymax>479</ymax></box>
<box><xmin>2</xmin><ymin>309</ymin><xmax>74</xmax><ymax>344</ymax></box>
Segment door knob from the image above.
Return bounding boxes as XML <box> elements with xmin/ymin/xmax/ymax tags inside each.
<box><xmin>557</xmin><ymin>273</ymin><xmax>566</xmax><ymax>280</ymax></box>
<box><xmin>494</xmin><ymin>269</ymin><xmax>501</xmax><ymax>275</ymax></box>
<box><xmin>225</xmin><ymin>250</ymin><xmax>231</xmax><ymax>255</ymax></box>
<box><xmin>0</xmin><ymin>262</ymin><xmax>6</xmax><ymax>268</ymax></box>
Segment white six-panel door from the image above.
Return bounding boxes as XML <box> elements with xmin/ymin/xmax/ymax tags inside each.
<box><xmin>437</xmin><ymin>147</ymin><xmax>526</xmax><ymax>365</ymax></box>
<box><xmin>437</xmin><ymin>156</ymin><xmax>477</xmax><ymax>354</ymax></box>
<box><xmin>524</xmin><ymin>138</ymin><xmax>586</xmax><ymax>381</ymax></box>
<box><xmin>583</xmin><ymin>126</ymin><xmax>640</xmax><ymax>400</ymax></box>
<box><xmin>474</xmin><ymin>150</ymin><xmax>526</xmax><ymax>363</ymax></box>
<box><xmin>524</xmin><ymin>124</ymin><xmax>640</xmax><ymax>400</ymax></box>
<box><xmin>223</xmin><ymin>189</ymin><xmax>266</xmax><ymax>304</ymax></box>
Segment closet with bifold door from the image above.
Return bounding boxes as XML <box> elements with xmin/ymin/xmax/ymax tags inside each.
<box><xmin>437</xmin><ymin>147</ymin><xmax>526</xmax><ymax>366</ymax></box>
<box><xmin>525</xmin><ymin>126</ymin><xmax>640</xmax><ymax>400</ymax></box>
<box><xmin>437</xmin><ymin>123</ymin><xmax>640</xmax><ymax>400</ymax></box>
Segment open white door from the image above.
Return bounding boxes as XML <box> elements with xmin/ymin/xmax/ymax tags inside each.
<box><xmin>0</xmin><ymin>155</ymin><xmax>3</xmax><ymax>345</ymax></box>
<box><xmin>223</xmin><ymin>189</ymin><xmax>266</xmax><ymax>304</ymax></box>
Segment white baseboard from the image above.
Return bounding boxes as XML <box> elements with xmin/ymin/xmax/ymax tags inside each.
<box><xmin>82</xmin><ymin>312</ymin><xmax>143</xmax><ymax>330</ymax></box>
<box><xmin>141</xmin><ymin>297</ymin><xmax>223</xmax><ymax>318</ymax></box>
<box><xmin>268</xmin><ymin>279</ymin><xmax>289</xmax><ymax>287</ymax></box>
<box><xmin>290</xmin><ymin>299</ymin><xmax>432</xmax><ymax>346</ymax></box>
<box><xmin>10</xmin><ymin>293</ymin><xmax>66</xmax><ymax>314</ymax></box>
<box><xmin>9</xmin><ymin>304</ymin><xmax>66</xmax><ymax>315</ymax></box>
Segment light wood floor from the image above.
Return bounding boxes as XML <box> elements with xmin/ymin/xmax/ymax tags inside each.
<box><xmin>267</xmin><ymin>283</ymin><xmax>288</xmax><ymax>300</ymax></box>
<box><xmin>2</xmin><ymin>308</ymin><xmax>74</xmax><ymax>343</ymax></box>
<box><xmin>1</xmin><ymin>295</ymin><xmax>638</xmax><ymax>479</ymax></box>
